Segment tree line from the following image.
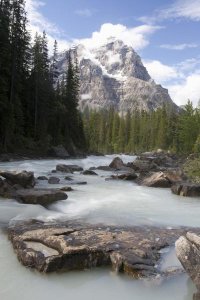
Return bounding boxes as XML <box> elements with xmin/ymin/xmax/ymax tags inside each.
<box><xmin>83</xmin><ymin>101</ymin><xmax>200</xmax><ymax>155</ymax></box>
<box><xmin>0</xmin><ymin>0</ymin><xmax>86</xmax><ymax>154</ymax></box>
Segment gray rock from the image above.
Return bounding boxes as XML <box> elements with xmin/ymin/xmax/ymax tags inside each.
<box><xmin>171</xmin><ymin>183</ymin><xmax>200</xmax><ymax>197</ymax></box>
<box><xmin>60</xmin><ymin>186</ymin><xmax>73</xmax><ymax>192</ymax></box>
<box><xmin>37</xmin><ymin>176</ymin><xmax>48</xmax><ymax>181</ymax></box>
<box><xmin>109</xmin><ymin>157</ymin><xmax>125</xmax><ymax>169</ymax></box>
<box><xmin>56</xmin><ymin>164</ymin><xmax>73</xmax><ymax>173</ymax></box>
<box><xmin>108</xmin><ymin>172</ymin><xmax>137</xmax><ymax>181</ymax></box>
<box><xmin>82</xmin><ymin>170</ymin><xmax>98</xmax><ymax>176</ymax></box>
<box><xmin>8</xmin><ymin>222</ymin><xmax>194</xmax><ymax>275</ymax></box>
<box><xmin>55</xmin><ymin>40</ymin><xmax>177</xmax><ymax>113</ymax></box>
<box><xmin>137</xmin><ymin>172</ymin><xmax>171</xmax><ymax>188</ymax></box>
<box><xmin>66</xmin><ymin>165</ymin><xmax>83</xmax><ymax>172</ymax></box>
<box><xmin>0</xmin><ymin>171</ymin><xmax>35</xmax><ymax>188</ymax></box>
<box><xmin>56</xmin><ymin>164</ymin><xmax>83</xmax><ymax>173</ymax></box>
<box><xmin>15</xmin><ymin>188</ymin><xmax>67</xmax><ymax>205</ymax></box>
<box><xmin>176</xmin><ymin>232</ymin><xmax>200</xmax><ymax>291</ymax></box>
<box><xmin>48</xmin><ymin>177</ymin><xmax>60</xmax><ymax>184</ymax></box>
<box><xmin>97</xmin><ymin>166</ymin><xmax>113</xmax><ymax>171</ymax></box>
<box><xmin>64</xmin><ymin>176</ymin><xmax>73</xmax><ymax>181</ymax></box>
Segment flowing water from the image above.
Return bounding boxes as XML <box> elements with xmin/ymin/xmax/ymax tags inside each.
<box><xmin>0</xmin><ymin>155</ymin><xmax>199</xmax><ymax>300</ymax></box>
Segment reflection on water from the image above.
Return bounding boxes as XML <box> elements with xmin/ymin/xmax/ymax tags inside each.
<box><xmin>0</xmin><ymin>155</ymin><xmax>199</xmax><ymax>299</ymax></box>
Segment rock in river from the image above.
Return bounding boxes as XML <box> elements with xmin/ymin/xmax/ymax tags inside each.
<box><xmin>48</xmin><ymin>177</ymin><xmax>60</xmax><ymax>184</ymax></box>
<box><xmin>0</xmin><ymin>170</ymin><xmax>35</xmax><ymax>188</ymax></box>
<box><xmin>171</xmin><ymin>183</ymin><xmax>200</xmax><ymax>197</ymax></box>
<box><xmin>82</xmin><ymin>170</ymin><xmax>98</xmax><ymax>176</ymax></box>
<box><xmin>137</xmin><ymin>172</ymin><xmax>171</xmax><ymax>188</ymax></box>
<box><xmin>8</xmin><ymin>221</ymin><xmax>198</xmax><ymax>276</ymax></box>
<box><xmin>15</xmin><ymin>188</ymin><xmax>67</xmax><ymax>205</ymax></box>
<box><xmin>176</xmin><ymin>232</ymin><xmax>200</xmax><ymax>291</ymax></box>
<box><xmin>56</xmin><ymin>164</ymin><xmax>83</xmax><ymax>173</ymax></box>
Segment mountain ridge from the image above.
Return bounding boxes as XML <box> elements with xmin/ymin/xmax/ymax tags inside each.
<box><xmin>56</xmin><ymin>39</ymin><xmax>178</xmax><ymax>112</ymax></box>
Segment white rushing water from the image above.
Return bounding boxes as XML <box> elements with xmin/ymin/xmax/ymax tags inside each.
<box><xmin>0</xmin><ymin>155</ymin><xmax>199</xmax><ymax>299</ymax></box>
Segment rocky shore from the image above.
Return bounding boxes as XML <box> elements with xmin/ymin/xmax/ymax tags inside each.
<box><xmin>0</xmin><ymin>151</ymin><xmax>200</xmax><ymax>292</ymax></box>
<box><xmin>8</xmin><ymin>220</ymin><xmax>199</xmax><ymax>277</ymax></box>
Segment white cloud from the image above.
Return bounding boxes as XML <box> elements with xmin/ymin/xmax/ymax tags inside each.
<box><xmin>144</xmin><ymin>58</ymin><xmax>200</xmax><ymax>106</ymax></box>
<box><xmin>163</xmin><ymin>0</ymin><xmax>200</xmax><ymax>22</ymax></box>
<box><xmin>25</xmin><ymin>0</ymin><xmax>70</xmax><ymax>52</ymax></box>
<box><xmin>140</xmin><ymin>0</ymin><xmax>200</xmax><ymax>23</ymax></box>
<box><xmin>160</xmin><ymin>43</ymin><xmax>198</xmax><ymax>50</ymax></box>
<box><xmin>75</xmin><ymin>23</ymin><xmax>162</xmax><ymax>50</ymax></box>
<box><xmin>167</xmin><ymin>73</ymin><xmax>200</xmax><ymax>106</ymax></box>
<box><xmin>75</xmin><ymin>9</ymin><xmax>93</xmax><ymax>17</ymax></box>
<box><xmin>144</xmin><ymin>60</ymin><xmax>180</xmax><ymax>83</ymax></box>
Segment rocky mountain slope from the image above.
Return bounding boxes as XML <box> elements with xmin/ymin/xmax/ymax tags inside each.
<box><xmin>56</xmin><ymin>39</ymin><xmax>177</xmax><ymax>112</ymax></box>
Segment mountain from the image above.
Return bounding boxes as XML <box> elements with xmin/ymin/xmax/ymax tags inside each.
<box><xmin>56</xmin><ymin>39</ymin><xmax>177</xmax><ymax>112</ymax></box>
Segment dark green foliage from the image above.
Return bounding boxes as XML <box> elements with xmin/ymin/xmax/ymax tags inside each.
<box><xmin>0</xmin><ymin>1</ymin><xmax>85</xmax><ymax>154</ymax></box>
<box><xmin>83</xmin><ymin>102</ymin><xmax>200</xmax><ymax>155</ymax></box>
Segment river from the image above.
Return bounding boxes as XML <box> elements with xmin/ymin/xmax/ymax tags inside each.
<box><xmin>0</xmin><ymin>155</ymin><xmax>199</xmax><ymax>299</ymax></box>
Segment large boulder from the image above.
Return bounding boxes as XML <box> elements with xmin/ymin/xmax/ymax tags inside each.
<box><xmin>171</xmin><ymin>183</ymin><xmax>200</xmax><ymax>197</ymax></box>
<box><xmin>15</xmin><ymin>188</ymin><xmax>67</xmax><ymax>205</ymax></box>
<box><xmin>128</xmin><ymin>152</ymin><xmax>181</xmax><ymax>173</ymax></box>
<box><xmin>56</xmin><ymin>164</ymin><xmax>83</xmax><ymax>173</ymax></box>
<box><xmin>109</xmin><ymin>157</ymin><xmax>125</xmax><ymax>169</ymax></box>
<box><xmin>0</xmin><ymin>171</ymin><xmax>35</xmax><ymax>188</ymax></box>
<box><xmin>8</xmin><ymin>222</ymin><xmax>193</xmax><ymax>275</ymax></box>
<box><xmin>49</xmin><ymin>145</ymin><xmax>70</xmax><ymax>158</ymax></box>
<box><xmin>176</xmin><ymin>233</ymin><xmax>200</xmax><ymax>291</ymax></box>
<box><xmin>137</xmin><ymin>172</ymin><xmax>171</xmax><ymax>188</ymax></box>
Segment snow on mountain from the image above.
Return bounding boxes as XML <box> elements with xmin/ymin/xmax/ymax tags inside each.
<box><xmin>56</xmin><ymin>39</ymin><xmax>178</xmax><ymax>112</ymax></box>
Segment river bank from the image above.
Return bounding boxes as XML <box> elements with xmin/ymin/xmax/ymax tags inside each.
<box><xmin>0</xmin><ymin>154</ymin><xmax>200</xmax><ymax>299</ymax></box>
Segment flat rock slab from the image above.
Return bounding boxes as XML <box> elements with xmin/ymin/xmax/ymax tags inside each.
<box><xmin>8</xmin><ymin>221</ymin><xmax>200</xmax><ymax>277</ymax></box>
<box><xmin>15</xmin><ymin>189</ymin><xmax>68</xmax><ymax>205</ymax></box>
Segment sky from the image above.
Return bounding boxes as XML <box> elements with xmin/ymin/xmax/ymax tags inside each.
<box><xmin>25</xmin><ymin>0</ymin><xmax>200</xmax><ymax>107</ymax></box>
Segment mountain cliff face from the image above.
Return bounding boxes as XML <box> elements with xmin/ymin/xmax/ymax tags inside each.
<box><xmin>56</xmin><ymin>39</ymin><xmax>177</xmax><ymax>112</ymax></box>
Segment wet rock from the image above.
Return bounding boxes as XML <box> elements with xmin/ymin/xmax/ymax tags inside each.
<box><xmin>64</xmin><ymin>176</ymin><xmax>73</xmax><ymax>181</ymax></box>
<box><xmin>15</xmin><ymin>188</ymin><xmax>67</xmax><ymax>205</ymax></box>
<box><xmin>89</xmin><ymin>167</ymin><xmax>97</xmax><ymax>171</ymax></box>
<box><xmin>49</xmin><ymin>145</ymin><xmax>70</xmax><ymax>159</ymax></box>
<box><xmin>128</xmin><ymin>152</ymin><xmax>181</xmax><ymax>173</ymax></box>
<box><xmin>194</xmin><ymin>293</ymin><xmax>200</xmax><ymax>300</ymax></box>
<box><xmin>67</xmin><ymin>165</ymin><xmax>83</xmax><ymax>172</ymax></box>
<box><xmin>0</xmin><ymin>171</ymin><xmax>35</xmax><ymax>188</ymax></box>
<box><xmin>109</xmin><ymin>157</ymin><xmax>125</xmax><ymax>169</ymax></box>
<box><xmin>37</xmin><ymin>176</ymin><xmax>48</xmax><ymax>181</ymax></box>
<box><xmin>51</xmin><ymin>170</ymin><xmax>57</xmax><ymax>174</ymax></box>
<box><xmin>56</xmin><ymin>164</ymin><xmax>83</xmax><ymax>173</ymax></box>
<box><xmin>82</xmin><ymin>170</ymin><xmax>98</xmax><ymax>176</ymax></box>
<box><xmin>171</xmin><ymin>183</ymin><xmax>200</xmax><ymax>197</ymax></box>
<box><xmin>48</xmin><ymin>177</ymin><xmax>60</xmax><ymax>184</ymax></box>
<box><xmin>107</xmin><ymin>172</ymin><xmax>137</xmax><ymax>181</ymax></box>
<box><xmin>137</xmin><ymin>172</ymin><xmax>171</xmax><ymax>188</ymax></box>
<box><xmin>8</xmin><ymin>222</ymin><xmax>198</xmax><ymax>276</ymax></box>
<box><xmin>56</xmin><ymin>164</ymin><xmax>73</xmax><ymax>173</ymax></box>
<box><xmin>60</xmin><ymin>186</ymin><xmax>73</xmax><ymax>192</ymax></box>
<box><xmin>96</xmin><ymin>166</ymin><xmax>113</xmax><ymax>171</ymax></box>
<box><xmin>71</xmin><ymin>181</ymin><xmax>87</xmax><ymax>185</ymax></box>
<box><xmin>176</xmin><ymin>232</ymin><xmax>200</xmax><ymax>291</ymax></box>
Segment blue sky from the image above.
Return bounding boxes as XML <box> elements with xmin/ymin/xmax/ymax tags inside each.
<box><xmin>26</xmin><ymin>0</ymin><xmax>200</xmax><ymax>106</ymax></box>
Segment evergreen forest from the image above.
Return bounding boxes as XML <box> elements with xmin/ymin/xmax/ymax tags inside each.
<box><xmin>0</xmin><ymin>0</ymin><xmax>200</xmax><ymax>156</ymax></box>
